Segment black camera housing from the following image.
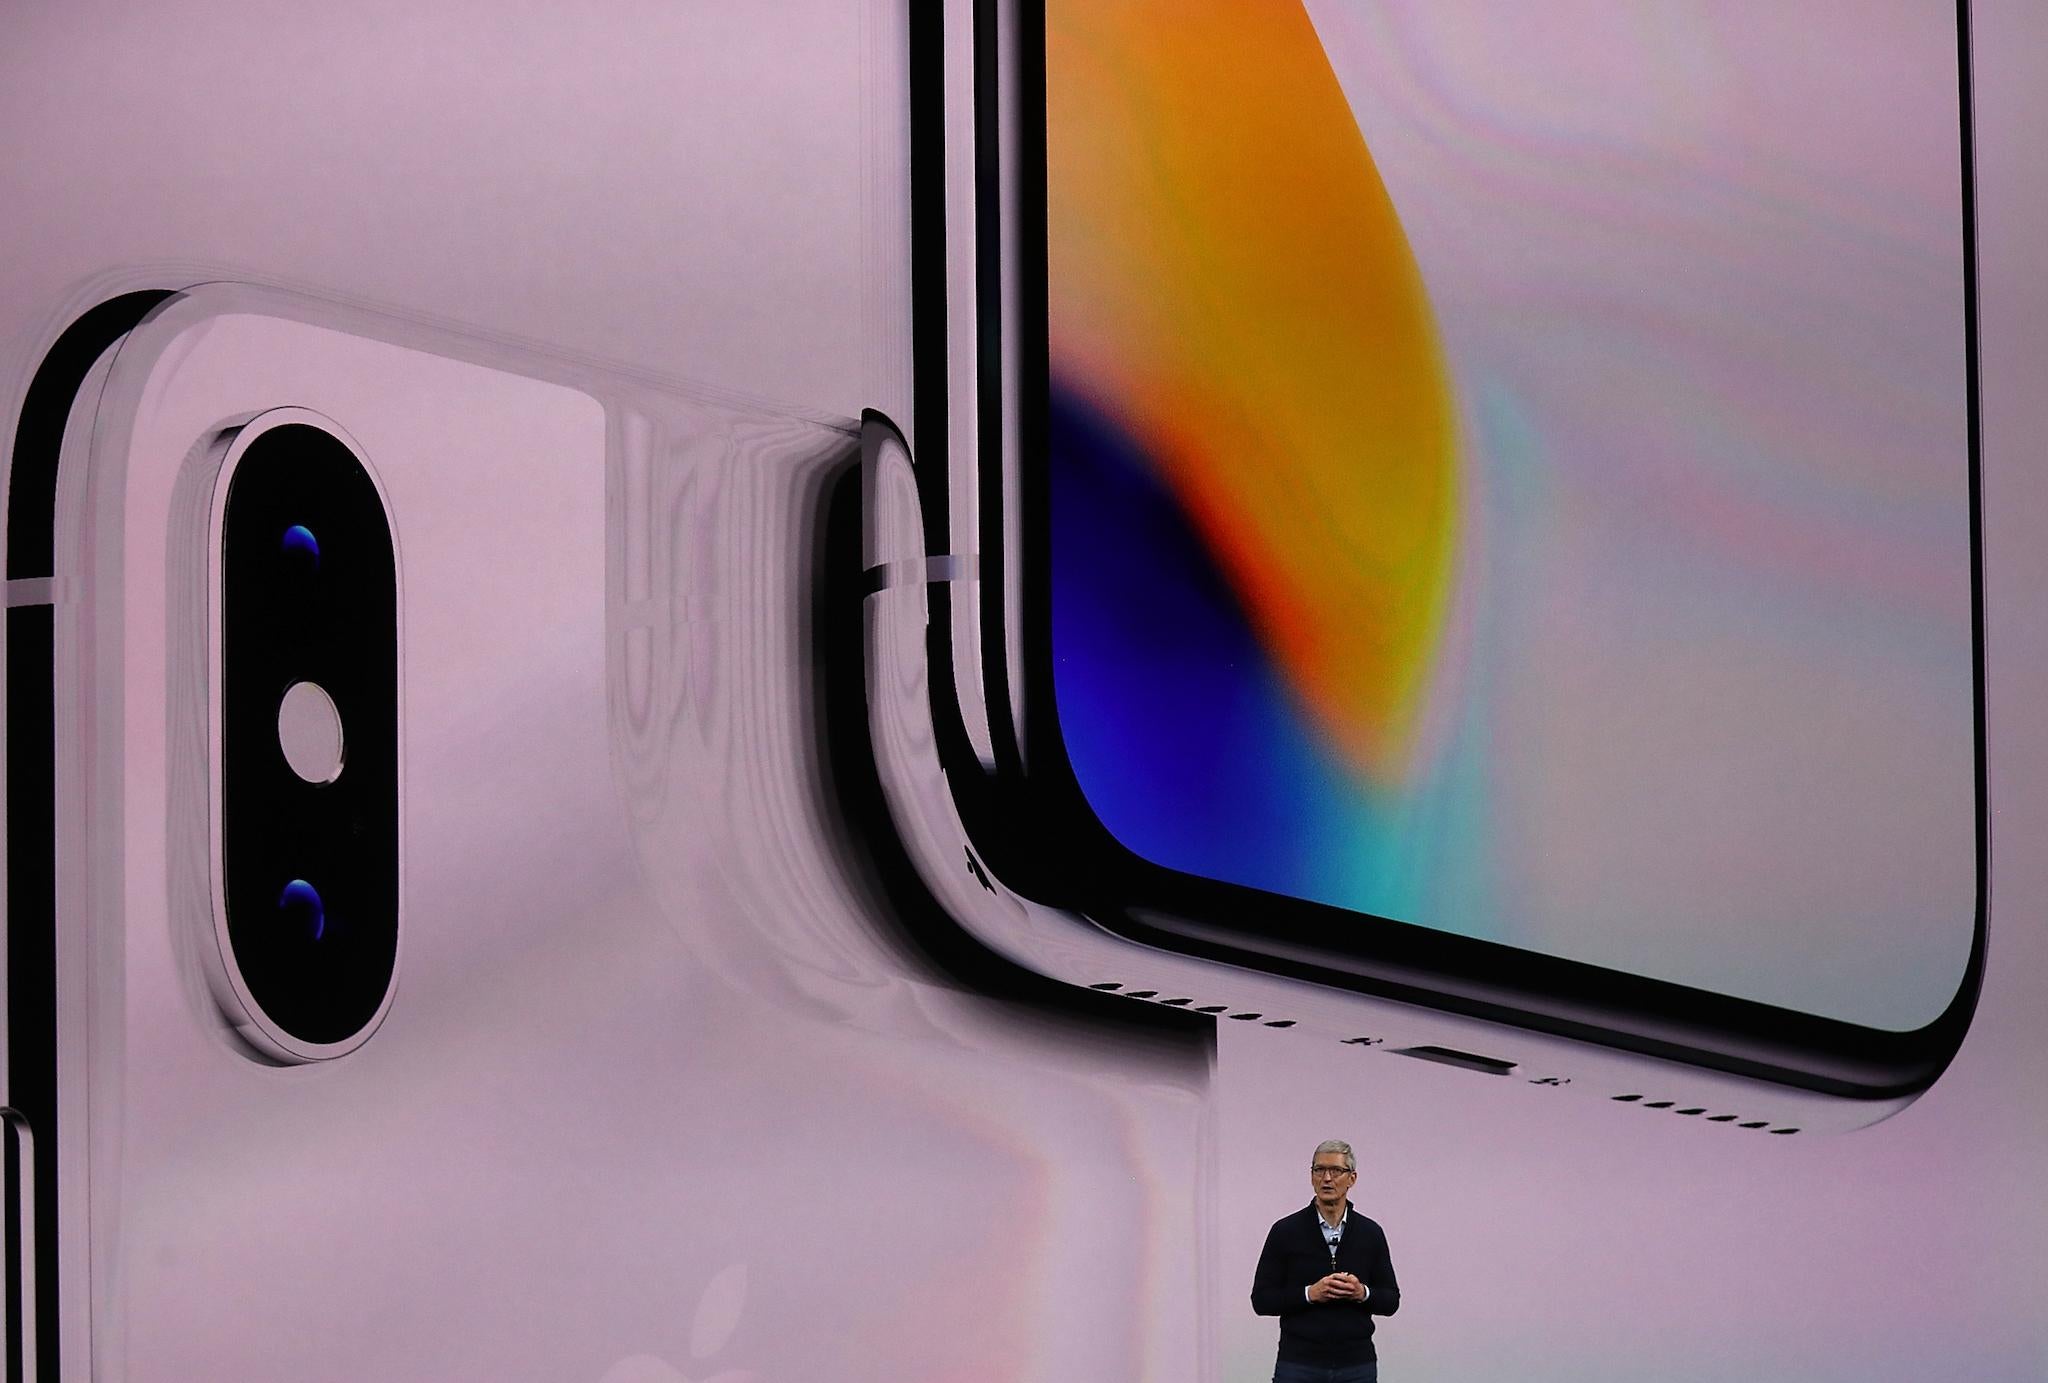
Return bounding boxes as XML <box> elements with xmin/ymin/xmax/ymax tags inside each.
<box><xmin>214</xmin><ymin>413</ymin><xmax>398</xmax><ymax>1059</ymax></box>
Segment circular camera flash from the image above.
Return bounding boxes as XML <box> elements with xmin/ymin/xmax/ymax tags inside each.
<box><xmin>278</xmin><ymin>680</ymin><xmax>345</xmax><ymax>784</ymax></box>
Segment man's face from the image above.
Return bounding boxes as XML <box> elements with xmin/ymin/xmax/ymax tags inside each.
<box><xmin>1310</xmin><ymin>1154</ymin><xmax>1356</xmax><ymax>1209</ymax></box>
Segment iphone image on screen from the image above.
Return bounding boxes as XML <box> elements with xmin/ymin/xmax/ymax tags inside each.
<box><xmin>866</xmin><ymin>0</ymin><xmax>1984</xmax><ymax>1131</ymax></box>
<box><xmin>7</xmin><ymin>283</ymin><xmax>1204</xmax><ymax>1383</ymax></box>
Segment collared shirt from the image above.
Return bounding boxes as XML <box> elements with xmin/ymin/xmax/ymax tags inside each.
<box><xmin>1304</xmin><ymin>1204</ymin><xmax>1358</xmax><ymax>1303</ymax></box>
<box><xmin>1316</xmin><ymin>1205</ymin><xmax>1348</xmax><ymax>1251</ymax></box>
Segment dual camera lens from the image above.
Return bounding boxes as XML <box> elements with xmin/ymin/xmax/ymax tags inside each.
<box><xmin>212</xmin><ymin>413</ymin><xmax>397</xmax><ymax>1062</ymax></box>
<box><xmin>271</xmin><ymin>526</ymin><xmax>342</xmax><ymax>934</ymax></box>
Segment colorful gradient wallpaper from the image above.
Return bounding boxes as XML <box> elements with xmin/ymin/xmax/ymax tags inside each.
<box><xmin>1046</xmin><ymin>0</ymin><xmax>1978</xmax><ymax>1032</ymax></box>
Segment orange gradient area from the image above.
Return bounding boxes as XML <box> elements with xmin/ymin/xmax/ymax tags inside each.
<box><xmin>1047</xmin><ymin>0</ymin><xmax>1458</xmax><ymax>783</ymax></box>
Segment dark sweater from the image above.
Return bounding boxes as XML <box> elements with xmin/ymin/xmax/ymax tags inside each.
<box><xmin>1250</xmin><ymin>1202</ymin><xmax>1401</xmax><ymax>1365</ymax></box>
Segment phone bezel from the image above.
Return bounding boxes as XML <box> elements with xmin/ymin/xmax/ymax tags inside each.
<box><xmin>5</xmin><ymin>288</ymin><xmax>178</xmax><ymax>1383</ymax></box>
<box><xmin>912</xmin><ymin>0</ymin><xmax>1988</xmax><ymax>1099</ymax></box>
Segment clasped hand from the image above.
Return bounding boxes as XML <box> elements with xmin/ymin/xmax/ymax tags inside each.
<box><xmin>1308</xmin><ymin>1272</ymin><xmax>1365</xmax><ymax>1304</ymax></box>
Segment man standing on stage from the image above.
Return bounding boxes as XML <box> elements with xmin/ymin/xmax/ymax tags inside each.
<box><xmin>1250</xmin><ymin>1139</ymin><xmax>1401</xmax><ymax>1383</ymax></box>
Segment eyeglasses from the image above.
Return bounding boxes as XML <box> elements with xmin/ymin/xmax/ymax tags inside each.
<box><xmin>1310</xmin><ymin>1166</ymin><xmax>1354</xmax><ymax>1180</ymax></box>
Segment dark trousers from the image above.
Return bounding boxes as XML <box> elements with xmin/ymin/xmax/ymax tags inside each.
<box><xmin>1272</xmin><ymin>1360</ymin><xmax>1378</xmax><ymax>1383</ymax></box>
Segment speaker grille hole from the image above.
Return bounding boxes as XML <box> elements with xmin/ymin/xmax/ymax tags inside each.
<box><xmin>1616</xmin><ymin>1096</ymin><xmax>1787</xmax><ymax>1130</ymax></box>
<box><xmin>1089</xmin><ymin>984</ymin><xmax>1298</xmax><ymax>1030</ymax></box>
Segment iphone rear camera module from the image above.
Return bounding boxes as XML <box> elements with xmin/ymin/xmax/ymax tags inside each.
<box><xmin>206</xmin><ymin>408</ymin><xmax>399</xmax><ymax>1063</ymax></box>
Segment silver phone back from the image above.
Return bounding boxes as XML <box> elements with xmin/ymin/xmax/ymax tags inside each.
<box><xmin>39</xmin><ymin>285</ymin><xmax>1209</xmax><ymax>1382</ymax></box>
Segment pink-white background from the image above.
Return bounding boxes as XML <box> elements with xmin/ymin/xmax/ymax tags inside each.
<box><xmin>3</xmin><ymin>3</ymin><xmax>2044</xmax><ymax>1380</ymax></box>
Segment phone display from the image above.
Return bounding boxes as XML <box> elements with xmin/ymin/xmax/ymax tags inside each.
<box><xmin>1043</xmin><ymin>0</ymin><xmax>1976</xmax><ymax>1032</ymax></box>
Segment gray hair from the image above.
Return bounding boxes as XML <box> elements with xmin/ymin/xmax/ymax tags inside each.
<box><xmin>1312</xmin><ymin>1140</ymin><xmax>1356</xmax><ymax>1172</ymax></box>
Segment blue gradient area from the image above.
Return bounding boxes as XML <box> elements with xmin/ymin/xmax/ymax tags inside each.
<box><xmin>278</xmin><ymin>877</ymin><xmax>326</xmax><ymax>942</ymax></box>
<box><xmin>282</xmin><ymin>523</ymin><xmax>321</xmax><ymax>569</ymax></box>
<box><xmin>1050</xmin><ymin>385</ymin><xmax>1364</xmax><ymax>905</ymax></box>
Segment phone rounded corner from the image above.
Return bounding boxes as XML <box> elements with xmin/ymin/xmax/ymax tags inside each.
<box><xmin>860</xmin><ymin>410</ymin><xmax>1066</xmax><ymax>970</ymax></box>
<box><xmin>1879</xmin><ymin>917</ymin><xmax>1989</xmax><ymax>1108</ymax></box>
